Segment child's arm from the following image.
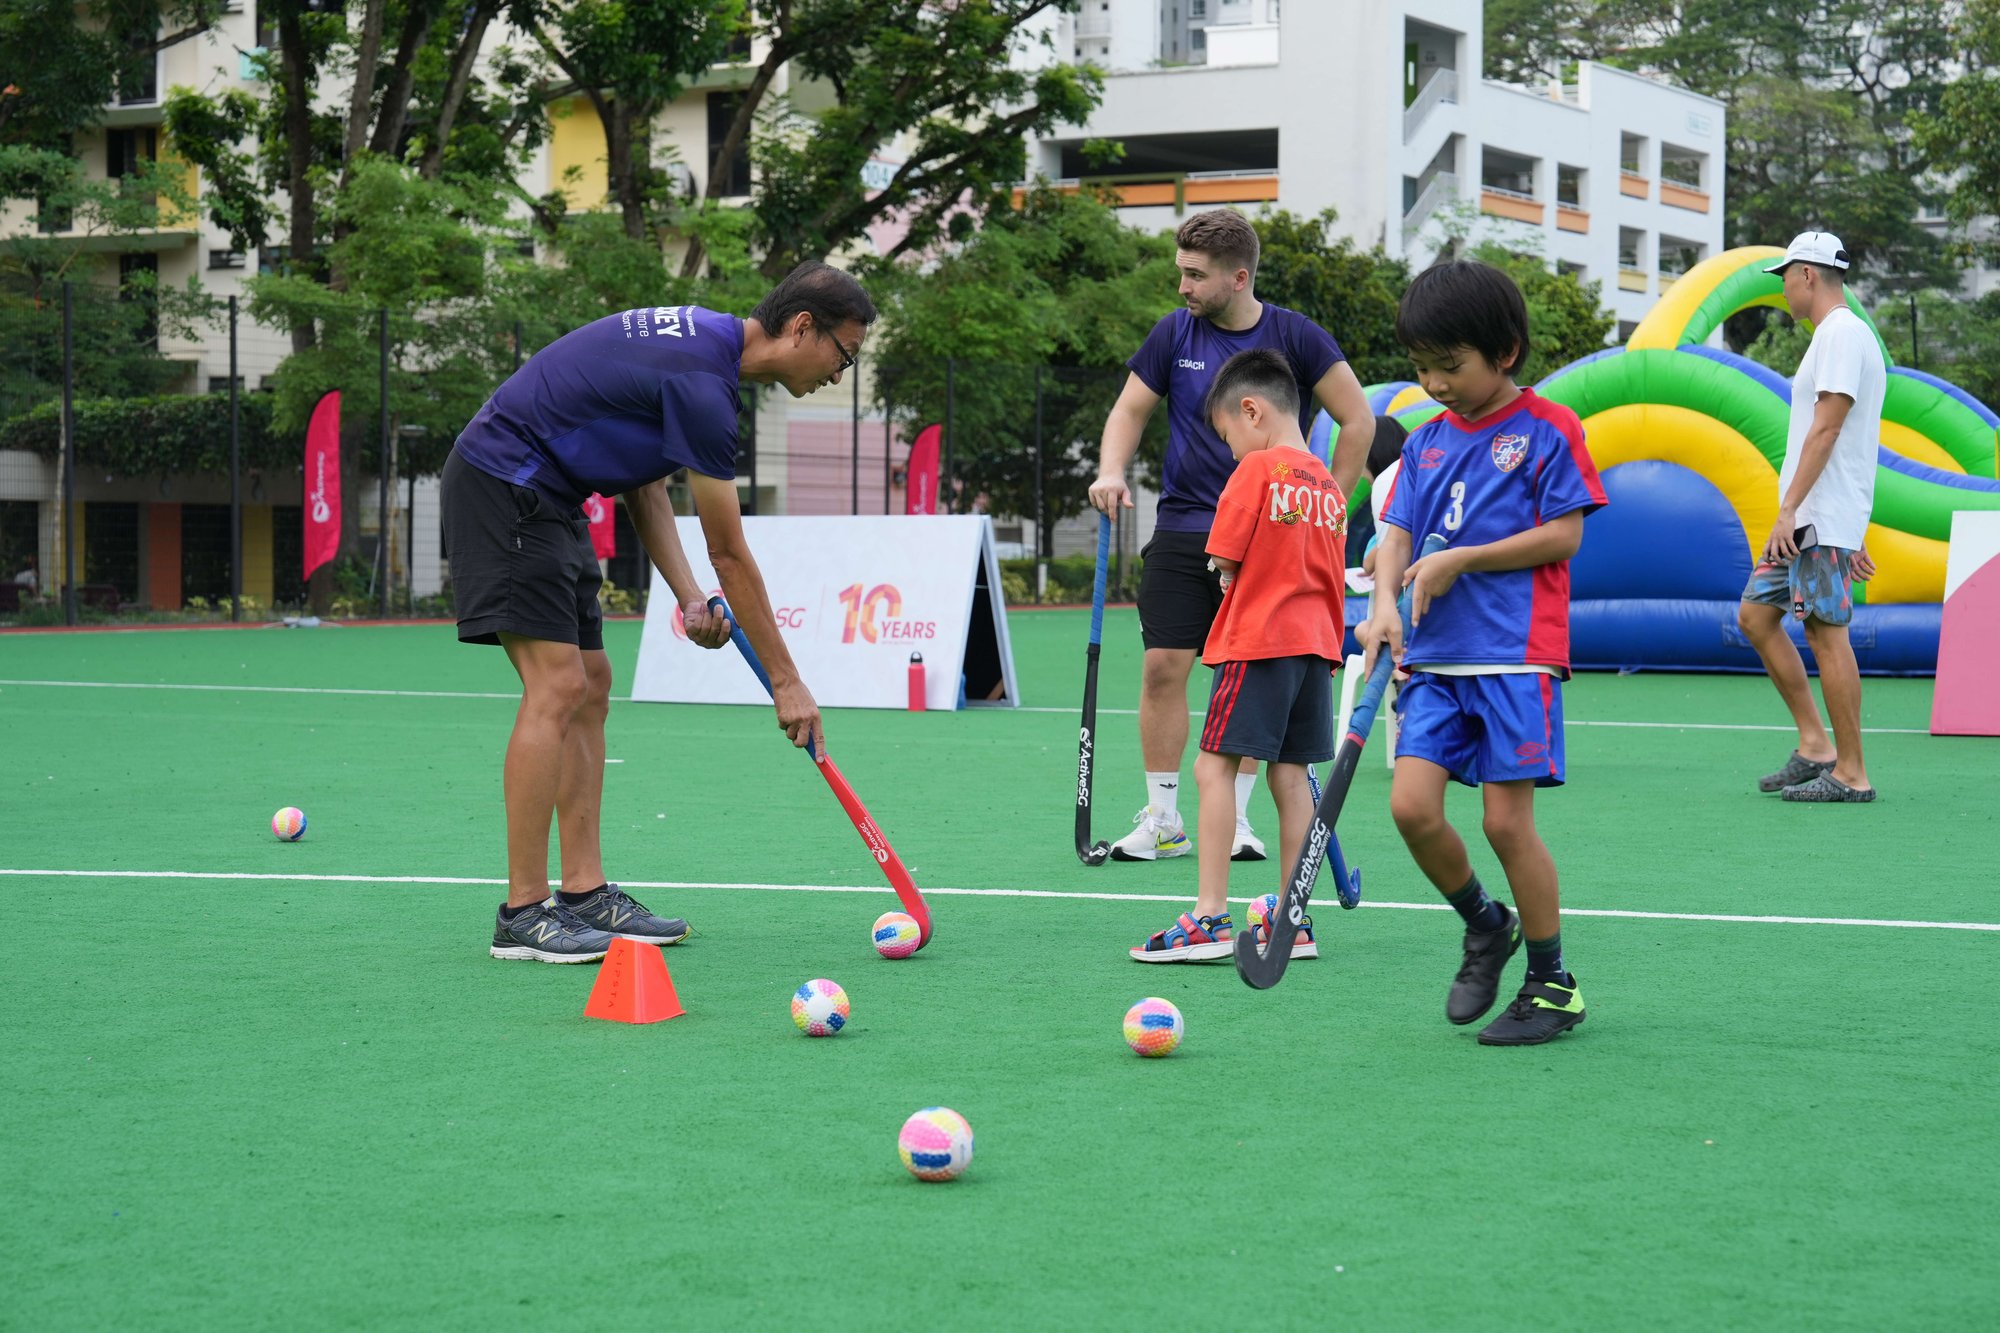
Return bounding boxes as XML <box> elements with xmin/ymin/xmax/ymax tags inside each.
<box><xmin>1404</xmin><ymin>511</ymin><xmax>1584</xmax><ymax>626</ymax></box>
<box><xmin>1359</xmin><ymin>525</ymin><xmax>1412</xmax><ymax>675</ymax></box>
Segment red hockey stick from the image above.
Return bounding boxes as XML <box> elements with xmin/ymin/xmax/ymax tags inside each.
<box><xmin>709</xmin><ymin>598</ymin><xmax>932</xmax><ymax>947</ymax></box>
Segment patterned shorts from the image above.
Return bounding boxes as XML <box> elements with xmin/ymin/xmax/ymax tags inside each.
<box><xmin>1741</xmin><ymin>545</ymin><xmax>1856</xmax><ymax>627</ymax></box>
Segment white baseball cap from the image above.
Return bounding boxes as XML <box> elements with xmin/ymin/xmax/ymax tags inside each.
<box><xmin>1765</xmin><ymin>231</ymin><xmax>1851</xmax><ymax>274</ymax></box>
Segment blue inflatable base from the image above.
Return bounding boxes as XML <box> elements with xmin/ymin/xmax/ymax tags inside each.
<box><xmin>1341</xmin><ymin>598</ymin><xmax>1939</xmax><ymax>676</ymax></box>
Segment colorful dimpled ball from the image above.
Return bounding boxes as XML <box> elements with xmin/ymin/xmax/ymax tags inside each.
<box><xmin>872</xmin><ymin>911</ymin><xmax>922</xmax><ymax>959</ymax></box>
<box><xmin>791</xmin><ymin>978</ymin><xmax>850</xmax><ymax>1037</ymax></box>
<box><xmin>1249</xmin><ymin>893</ymin><xmax>1280</xmax><ymax>934</ymax></box>
<box><xmin>271</xmin><ymin>807</ymin><xmax>308</xmax><ymax>842</ymax></box>
<box><xmin>1123</xmin><ymin>997</ymin><xmax>1184</xmax><ymax>1057</ymax></box>
<box><xmin>898</xmin><ymin>1107</ymin><xmax>974</xmax><ymax>1181</ymax></box>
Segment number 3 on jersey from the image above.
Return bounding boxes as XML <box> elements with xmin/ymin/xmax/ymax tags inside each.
<box><xmin>1443</xmin><ymin>480</ymin><xmax>1466</xmax><ymax>531</ymax></box>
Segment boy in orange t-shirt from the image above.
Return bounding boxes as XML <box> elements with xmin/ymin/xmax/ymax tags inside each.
<box><xmin>1131</xmin><ymin>348</ymin><xmax>1348</xmax><ymax>962</ymax></box>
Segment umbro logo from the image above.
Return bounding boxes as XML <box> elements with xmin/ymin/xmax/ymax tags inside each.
<box><xmin>1418</xmin><ymin>447</ymin><xmax>1447</xmax><ymax>469</ymax></box>
<box><xmin>1515</xmin><ymin>742</ymin><xmax>1549</xmax><ymax>763</ymax></box>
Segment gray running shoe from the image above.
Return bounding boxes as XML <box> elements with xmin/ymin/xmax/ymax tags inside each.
<box><xmin>490</xmin><ymin>900</ymin><xmax>615</xmax><ymax>963</ymax></box>
<box><xmin>1758</xmin><ymin>750</ymin><xmax>1833</xmax><ymax>793</ymax></box>
<box><xmin>563</xmin><ymin>885</ymin><xmax>690</xmax><ymax>945</ymax></box>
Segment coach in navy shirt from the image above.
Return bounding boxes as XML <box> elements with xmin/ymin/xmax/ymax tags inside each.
<box><xmin>1088</xmin><ymin>209</ymin><xmax>1374</xmax><ymax>865</ymax></box>
<box><xmin>444</xmin><ymin>261</ymin><xmax>875</xmax><ymax>965</ymax></box>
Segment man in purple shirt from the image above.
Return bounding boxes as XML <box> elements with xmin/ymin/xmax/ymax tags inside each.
<box><xmin>1089</xmin><ymin>210</ymin><xmax>1375</xmax><ymax>863</ymax></box>
<box><xmin>443</xmin><ymin>261</ymin><xmax>875</xmax><ymax>963</ymax></box>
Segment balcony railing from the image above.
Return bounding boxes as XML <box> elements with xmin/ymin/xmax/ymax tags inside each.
<box><xmin>1619</xmin><ymin>172</ymin><xmax>1649</xmax><ymax>199</ymax></box>
<box><xmin>1016</xmin><ymin>170</ymin><xmax>1279</xmax><ymax>214</ymax></box>
<box><xmin>1556</xmin><ymin>206</ymin><xmax>1589</xmax><ymax>234</ymax></box>
<box><xmin>1618</xmin><ymin>268</ymin><xmax>1649</xmax><ymax>293</ymax></box>
<box><xmin>1479</xmin><ymin>184</ymin><xmax>1544</xmax><ymax>224</ymax></box>
<box><xmin>1660</xmin><ymin>181</ymin><xmax>1710</xmax><ymax>213</ymax></box>
<box><xmin>1401</xmin><ymin>171</ymin><xmax>1459</xmax><ymax>238</ymax></box>
<box><xmin>1403</xmin><ymin>68</ymin><xmax>1458</xmax><ymax>144</ymax></box>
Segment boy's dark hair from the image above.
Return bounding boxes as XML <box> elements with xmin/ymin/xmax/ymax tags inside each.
<box><xmin>1367</xmin><ymin>415</ymin><xmax>1408</xmax><ymax>477</ymax></box>
<box><xmin>1394</xmin><ymin>260</ymin><xmax>1531</xmax><ymax>376</ymax></box>
<box><xmin>1205</xmin><ymin>347</ymin><xmax>1300</xmax><ymax>423</ymax></box>
<box><xmin>749</xmin><ymin>260</ymin><xmax>877</xmax><ymax>337</ymax></box>
<box><xmin>1175</xmin><ymin>209</ymin><xmax>1260</xmax><ymax>278</ymax></box>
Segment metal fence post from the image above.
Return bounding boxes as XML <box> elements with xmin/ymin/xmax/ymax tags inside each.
<box><xmin>229</xmin><ymin>294</ymin><xmax>242</xmax><ymax>622</ymax></box>
<box><xmin>1034</xmin><ymin>365</ymin><xmax>1046</xmax><ymax>604</ymax></box>
<box><xmin>943</xmin><ymin>357</ymin><xmax>955</xmax><ymax>515</ymax></box>
<box><xmin>377</xmin><ymin>307</ymin><xmax>391</xmax><ymax>618</ymax></box>
<box><xmin>61</xmin><ymin>281</ymin><xmax>76</xmax><ymax>627</ymax></box>
<box><xmin>850</xmin><ymin>366</ymin><xmax>860</xmax><ymax>516</ymax></box>
<box><xmin>883</xmin><ymin>380</ymin><xmax>893</xmax><ymax>514</ymax></box>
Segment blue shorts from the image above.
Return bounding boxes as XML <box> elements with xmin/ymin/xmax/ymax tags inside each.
<box><xmin>1395</xmin><ymin>671</ymin><xmax>1565</xmax><ymax>788</ymax></box>
<box><xmin>1200</xmin><ymin>656</ymin><xmax>1336</xmax><ymax>765</ymax></box>
<box><xmin>1741</xmin><ymin>546</ymin><xmax>1855</xmax><ymax>627</ymax></box>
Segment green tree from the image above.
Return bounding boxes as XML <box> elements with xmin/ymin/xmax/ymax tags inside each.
<box><xmin>1911</xmin><ymin>1</ymin><xmax>2000</xmax><ymax>243</ymax></box>
<box><xmin>0</xmin><ymin>1</ymin><xmax>223</xmax><ymax>150</ymax></box>
<box><xmin>525</xmin><ymin>0</ymin><xmax>742</xmax><ymax>241</ymax></box>
<box><xmin>678</xmin><ymin>0</ymin><xmax>1102</xmax><ymax>278</ymax></box>
<box><xmin>867</xmin><ymin>185</ymin><xmax>1175</xmax><ymax>541</ymax></box>
<box><xmin>1249</xmin><ymin>209</ymin><xmax>1411</xmax><ymax>386</ymax></box>
<box><xmin>1465</xmin><ymin>243</ymin><xmax>1617</xmax><ymax>383</ymax></box>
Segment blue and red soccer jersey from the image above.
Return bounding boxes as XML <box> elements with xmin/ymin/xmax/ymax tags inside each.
<box><xmin>454</xmin><ymin>305</ymin><xmax>744</xmax><ymax>506</ymax></box>
<box><xmin>1126</xmin><ymin>305</ymin><xmax>1344</xmax><ymax>534</ymax></box>
<box><xmin>1379</xmin><ymin>389</ymin><xmax>1606</xmax><ymax>676</ymax></box>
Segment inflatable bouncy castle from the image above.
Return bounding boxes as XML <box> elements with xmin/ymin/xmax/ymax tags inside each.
<box><xmin>1324</xmin><ymin>246</ymin><xmax>2000</xmax><ymax>674</ymax></box>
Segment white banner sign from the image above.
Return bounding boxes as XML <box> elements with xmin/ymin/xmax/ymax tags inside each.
<box><xmin>630</xmin><ymin>515</ymin><xmax>1019</xmax><ymax>710</ymax></box>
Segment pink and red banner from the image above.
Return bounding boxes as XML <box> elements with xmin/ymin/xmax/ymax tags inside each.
<box><xmin>904</xmin><ymin>424</ymin><xmax>941</xmax><ymax>516</ymax></box>
<box><xmin>584</xmin><ymin>493</ymin><xmax>616</xmax><ymax>560</ymax></box>
<box><xmin>304</xmin><ymin>391</ymin><xmax>341</xmax><ymax>582</ymax></box>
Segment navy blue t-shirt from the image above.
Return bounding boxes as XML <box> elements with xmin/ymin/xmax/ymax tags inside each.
<box><xmin>454</xmin><ymin>305</ymin><xmax>743</xmax><ymax>506</ymax></box>
<box><xmin>1127</xmin><ymin>304</ymin><xmax>1343</xmax><ymax>532</ymax></box>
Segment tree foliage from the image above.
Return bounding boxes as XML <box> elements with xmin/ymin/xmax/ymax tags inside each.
<box><xmin>1249</xmin><ymin>209</ymin><xmax>1412</xmax><ymax>386</ymax></box>
<box><xmin>868</xmin><ymin>185</ymin><xmax>1175</xmax><ymax>538</ymax></box>
<box><xmin>0</xmin><ymin>391</ymin><xmax>287</xmax><ymax>475</ymax></box>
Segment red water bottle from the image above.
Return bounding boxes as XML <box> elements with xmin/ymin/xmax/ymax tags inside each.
<box><xmin>908</xmin><ymin>651</ymin><xmax>927</xmax><ymax>711</ymax></box>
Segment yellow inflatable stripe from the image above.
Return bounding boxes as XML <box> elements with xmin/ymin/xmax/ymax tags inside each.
<box><xmin>1627</xmin><ymin>247</ymin><xmax>1786</xmax><ymax>351</ymax></box>
<box><xmin>1386</xmin><ymin>384</ymin><xmax>1434</xmax><ymax>415</ymax></box>
<box><xmin>1580</xmin><ymin>403</ymin><xmax>1777</xmax><ymax>562</ymax></box>
<box><xmin>1878</xmin><ymin>420</ymin><xmax>1964</xmax><ymax>475</ymax></box>
<box><xmin>1859</xmin><ymin>524</ymin><xmax>1945</xmax><ymax>604</ymax></box>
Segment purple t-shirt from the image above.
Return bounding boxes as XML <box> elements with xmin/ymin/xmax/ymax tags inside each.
<box><xmin>1127</xmin><ymin>304</ymin><xmax>1343</xmax><ymax>532</ymax></box>
<box><xmin>454</xmin><ymin>305</ymin><xmax>743</xmax><ymax>506</ymax></box>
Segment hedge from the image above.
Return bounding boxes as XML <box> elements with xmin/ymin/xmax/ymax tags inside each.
<box><xmin>0</xmin><ymin>393</ymin><xmax>300</xmax><ymax>475</ymax></box>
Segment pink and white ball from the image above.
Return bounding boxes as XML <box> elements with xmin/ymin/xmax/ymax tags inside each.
<box><xmin>872</xmin><ymin>911</ymin><xmax>921</xmax><ymax>959</ymax></box>
<box><xmin>791</xmin><ymin>978</ymin><xmax>850</xmax><ymax>1037</ymax></box>
<box><xmin>1123</xmin><ymin>997</ymin><xmax>1183</xmax><ymax>1057</ymax></box>
<box><xmin>898</xmin><ymin>1107</ymin><xmax>974</xmax><ymax>1181</ymax></box>
<box><xmin>1249</xmin><ymin>893</ymin><xmax>1280</xmax><ymax>935</ymax></box>
<box><xmin>271</xmin><ymin>807</ymin><xmax>308</xmax><ymax>842</ymax></box>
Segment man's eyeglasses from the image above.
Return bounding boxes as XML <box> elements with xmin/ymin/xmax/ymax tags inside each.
<box><xmin>825</xmin><ymin>330</ymin><xmax>859</xmax><ymax>375</ymax></box>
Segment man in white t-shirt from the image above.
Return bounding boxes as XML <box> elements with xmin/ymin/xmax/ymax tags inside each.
<box><xmin>1737</xmin><ymin>231</ymin><xmax>1881</xmax><ymax>802</ymax></box>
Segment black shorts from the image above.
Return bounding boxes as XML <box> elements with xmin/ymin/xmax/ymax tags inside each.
<box><xmin>1199</xmin><ymin>656</ymin><xmax>1336</xmax><ymax>764</ymax></box>
<box><xmin>441</xmin><ymin>447</ymin><xmax>604</xmax><ymax>650</ymax></box>
<box><xmin>1138</xmin><ymin>528</ymin><xmax>1223</xmax><ymax>651</ymax></box>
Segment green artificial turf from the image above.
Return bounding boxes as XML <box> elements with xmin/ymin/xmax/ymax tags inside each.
<box><xmin>1</xmin><ymin>614</ymin><xmax>1996</xmax><ymax>1330</ymax></box>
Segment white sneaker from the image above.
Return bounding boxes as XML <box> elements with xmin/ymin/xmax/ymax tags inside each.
<box><xmin>1109</xmin><ymin>806</ymin><xmax>1191</xmax><ymax>861</ymax></box>
<box><xmin>1231</xmin><ymin>817</ymin><xmax>1267</xmax><ymax>862</ymax></box>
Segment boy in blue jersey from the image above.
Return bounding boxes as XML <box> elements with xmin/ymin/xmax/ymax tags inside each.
<box><xmin>442</xmin><ymin>261</ymin><xmax>875</xmax><ymax>964</ymax></box>
<box><xmin>1360</xmin><ymin>261</ymin><xmax>1606</xmax><ymax>1046</ymax></box>
<box><xmin>1089</xmin><ymin>209</ymin><xmax>1376</xmax><ymax>864</ymax></box>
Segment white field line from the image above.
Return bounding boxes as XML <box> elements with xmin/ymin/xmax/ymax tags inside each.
<box><xmin>0</xmin><ymin>678</ymin><xmax>1938</xmax><ymax>735</ymax></box>
<box><xmin>3</xmin><ymin>868</ymin><xmax>1995</xmax><ymax>932</ymax></box>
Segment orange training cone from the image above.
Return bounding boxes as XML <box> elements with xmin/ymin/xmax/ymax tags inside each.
<box><xmin>583</xmin><ymin>938</ymin><xmax>685</xmax><ymax>1024</ymax></box>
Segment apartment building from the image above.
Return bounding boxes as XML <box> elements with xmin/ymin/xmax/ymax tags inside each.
<box><xmin>1028</xmin><ymin>0</ymin><xmax>1727</xmax><ymax>337</ymax></box>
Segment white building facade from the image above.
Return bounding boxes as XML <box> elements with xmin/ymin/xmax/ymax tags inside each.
<box><xmin>1029</xmin><ymin>0</ymin><xmax>1727</xmax><ymax>337</ymax></box>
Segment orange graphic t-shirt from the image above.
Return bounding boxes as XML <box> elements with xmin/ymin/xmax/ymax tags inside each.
<box><xmin>1202</xmin><ymin>446</ymin><xmax>1348</xmax><ymax>667</ymax></box>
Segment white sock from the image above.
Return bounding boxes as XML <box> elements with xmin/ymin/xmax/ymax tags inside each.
<box><xmin>1235</xmin><ymin>770</ymin><xmax>1257</xmax><ymax>821</ymax></box>
<box><xmin>1145</xmin><ymin>772</ymin><xmax>1181</xmax><ymax>820</ymax></box>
